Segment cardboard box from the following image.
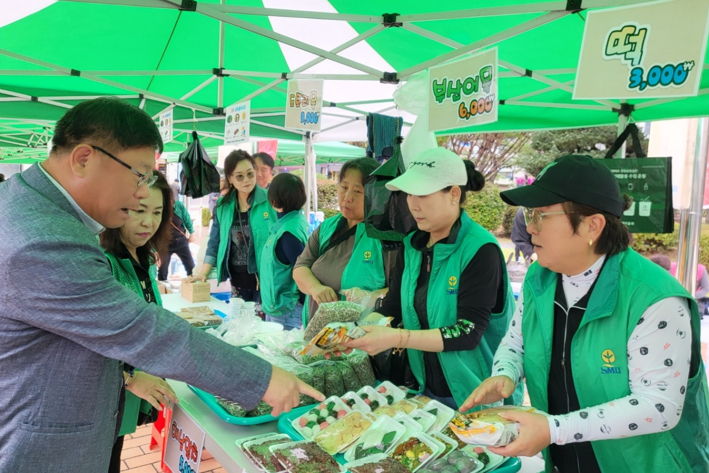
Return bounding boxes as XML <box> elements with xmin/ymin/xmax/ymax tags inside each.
<box><xmin>180</xmin><ymin>279</ymin><xmax>211</xmax><ymax>303</ymax></box>
<box><xmin>156</xmin><ymin>281</ymin><xmax>169</xmax><ymax>295</ymax></box>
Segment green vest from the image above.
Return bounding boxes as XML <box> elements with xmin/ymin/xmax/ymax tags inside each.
<box><xmin>215</xmin><ymin>186</ymin><xmax>276</xmax><ymax>283</ymax></box>
<box><xmin>522</xmin><ymin>249</ymin><xmax>709</xmax><ymax>473</ymax></box>
<box><xmin>104</xmin><ymin>251</ymin><xmax>162</xmax><ymax>437</ymax></box>
<box><xmin>303</xmin><ymin>215</ymin><xmax>387</xmax><ymax>326</ymax></box>
<box><xmin>401</xmin><ymin>212</ymin><xmax>520</xmax><ymax>410</ymax></box>
<box><xmin>260</xmin><ymin>210</ymin><xmax>309</xmax><ymax>317</ymax></box>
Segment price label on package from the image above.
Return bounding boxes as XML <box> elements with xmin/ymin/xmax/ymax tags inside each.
<box><xmin>164</xmin><ymin>404</ymin><xmax>206</xmax><ymax>473</ymax></box>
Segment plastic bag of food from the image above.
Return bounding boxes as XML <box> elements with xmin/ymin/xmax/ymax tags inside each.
<box><xmin>304</xmin><ymin>301</ymin><xmax>365</xmax><ymax>340</ymax></box>
<box><xmin>347</xmin><ymin>349</ymin><xmax>377</xmax><ymax>387</ymax></box>
<box><xmin>448</xmin><ymin>406</ymin><xmax>535</xmax><ymax>447</ymax></box>
<box><xmin>342</xmin><ymin>288</ymin><xmax>379</xmax><ymax>312</ymax></box>
<box><xmin>215</xmin><ymin>395</ymin><xmax>247</xmax><ymax>417</ymax></box>
<box><xmin>270</xmin><ymin>440</ymin><xmax>342</xmax><ymax>473</ymax></box>
<box><xmin>301</xmin><ymin>323</ymin><xmax>366</xmax><ymax>357</ymax></box>
<box><xmin>338</xmin><ymin>360</ymin><xmax>364</xmax><ymax>393</ymax></box>
<box><xmin>287</xmin><ymin>340</ymin><xmax>326</xmax><ymax>365</ymax></box>
<box><xmin>324</xmin><ymin>361</ymin><xmax>346</xmax><ymax>397</ymax></box>
<box><xmin>311</xmin><ymin>363</ymin><xmax>326</xmax><ymax>395</ymax></box>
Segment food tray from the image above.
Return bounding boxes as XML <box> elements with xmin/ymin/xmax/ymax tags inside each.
<box><xmin>343</xmin><ymin>415</ymin><xmax>407</xmax><ymax>462</ymax></box>
<box><xmin>188</xmin><ymin>385</ymin><xmax>313</xmax><ymax>425</ymax></box>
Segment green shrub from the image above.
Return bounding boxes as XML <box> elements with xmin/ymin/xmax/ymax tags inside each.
<box><xmin>201</xmin><ymin>207</ymin><xmax>211</xmax><ymax>227</ymax></box>
<box><xmin>463</xmin><ymin>184</ymin><xmax>506</xmax><ymax>233</ymax></box>
<box><xmin>631</xmin><ymin>225</ymin><xmax>679</xmax><ymax>254</ymax></box>
<box><xmin>317</xmin><ymin>180</ymin><xmax>339</xmax><ymax>212</ymax></box>
<box><xmin>322</xmin><ymin>208</ymin><xmax>340</xmax><ymax>220</ymax></box>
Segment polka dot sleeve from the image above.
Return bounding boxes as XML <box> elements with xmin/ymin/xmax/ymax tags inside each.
<box><xmin>491</xmin><ymin>292</ymin><xmax>526</xmax><ymax>386</ymax></box>
<box><xmin>548</xmin><ymin>296</ymin><xmax>692</xmax><ymax>445</ymax></box>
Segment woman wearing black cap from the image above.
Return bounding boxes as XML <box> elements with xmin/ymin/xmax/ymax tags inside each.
<box><xmin>461</xmin><ymin>155</ymin><xmax>709</xmax><ymax>473</ymax></box>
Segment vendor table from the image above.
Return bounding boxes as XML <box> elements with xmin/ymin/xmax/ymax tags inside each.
<box><xmin>161</xmin><ymin>293</ymin><xmax>230</xmax><ymax>315</ymax></box>
<box><xmin>167</xmin><ymin>380</ymin><xmax>276</xmax><ymax>473</ymax></box>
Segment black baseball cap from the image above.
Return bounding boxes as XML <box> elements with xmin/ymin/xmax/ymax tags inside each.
<box><xmin>500</xmin><ymin>155</ymin><xmax>625</xmax><ymax>217</ymax></box>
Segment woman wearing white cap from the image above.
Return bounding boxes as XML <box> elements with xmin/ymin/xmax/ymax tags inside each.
<box><xmin>345</xmin><ymin>147</ymin><xmax>522</xmax><ymax>410</ymax></box>
<box><xmin>460</xmin><ymin>155</ymin><xmax>709</xmax><ymax>473</ymax></box>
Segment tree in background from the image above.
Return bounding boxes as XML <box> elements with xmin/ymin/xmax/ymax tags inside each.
<box><xmin>438</xmin><ymin>132</ymin><xmax>531</xmax><ymax>181</ymax></box>
<box><xmin>514</xmin><ymin>126</ymin><xmax>649</xmax><ymax>177</ymax></box>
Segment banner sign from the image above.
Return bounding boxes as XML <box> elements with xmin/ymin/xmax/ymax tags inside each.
<box><xmin>428</xmin><ymin>48</ymin><xmax>498</xmax><ymax>132</ymax></box>
<box><xmin>285</xmin><ymin>79</ymin><xmax>323</xmax><ymax>132</ymax></box>
<box><xmin>575</xmin><ymin>0</ymin><xmax>709</xmax><ymax>99</ymax></box>
<box><xmin>224</xmin><ymin>101</ymin><xmax>250</xmax><ymax>145</ymax></box>
<box><xmin>159</xmin><ymin>110</ymin><xmax>173</xmax><ymax>145</ymax></box>
<box><xmin>600</xmin><ymin>157</ymin><xmax>674</xmax><ymax>234</ymax></box>
<box><xmin>164</xmin><ymin>404</ymin><xmax>205</xmax><ymax>473</ymax></box>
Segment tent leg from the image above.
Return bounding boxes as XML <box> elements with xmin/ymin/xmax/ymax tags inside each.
<box><xmin>676</xmin><ymin>117</ymin><xmax>709</xmax><ymax>294</ymax></box>
<box><xmin>614</xmin><ymin>110</ymin><xmax>628</xmax><ymax>159</ymax></box>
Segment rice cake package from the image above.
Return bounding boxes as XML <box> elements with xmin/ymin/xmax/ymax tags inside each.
<box><xmin>448</xmin><ymin>406</ymin><xmax>535</xmax><ymax>447</ymax></box>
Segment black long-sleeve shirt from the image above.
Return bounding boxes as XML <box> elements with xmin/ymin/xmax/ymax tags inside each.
<box><xmin>378</xmin><ymin>220</ymin><xmax>503</xmax><ymax>397</ymax></box>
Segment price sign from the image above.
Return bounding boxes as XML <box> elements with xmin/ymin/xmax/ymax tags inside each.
<box><xmin>574</xmin><ymin>0</ymin><xmax>709</xmax><ymax>99</ymax></box>
<box><xmin>163</xmin><ymin>404</ymin><xmax>206</xmax><ymax>473</ymax></box>
<box><xmin>224</xmin><ymin>101</ymin><xmax>250</xmax><ymax>145</ymax></box>
<box><xmin>428</xmin><ymin>48</ymin><xmax>498</xmax><ymax>132</ymax></box>
<box><xmin>159</xmin><ymin>110</ymin><xmax>173</xmax><ymax>145</ymax></box>
<box><xmin>285</xmin><ymin>79</ymin><xmax>323</xmax><ymax>132</ymax></box>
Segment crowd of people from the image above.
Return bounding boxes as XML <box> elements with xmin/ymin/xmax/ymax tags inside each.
<box><xmin>0</xmin><ymin>97</ymin><xmax>707</xmax><ymax>473</ymax></box>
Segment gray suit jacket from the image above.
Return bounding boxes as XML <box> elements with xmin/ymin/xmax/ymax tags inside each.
<box><xmin>0</xmin><ymin>165</ymin><xmax>272</xmax><ymax>472</ymax></box>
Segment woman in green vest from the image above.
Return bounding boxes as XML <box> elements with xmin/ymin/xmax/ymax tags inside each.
<box><xmin>100</xmin><ymin>170</ymin><xmax>179</xmax><ymax>473</ymax></box>
<box><xmin>461</xmin><ymin>155</ymin><xmax>709</xmax><ymax>473</ymax></box>
<box><xmin>260</xmin><ymin>173</ymin><xmax>309</xmax><ymax>330</ymax></box>
<box><xmin>294</xmin><ymin>157</ymin><xmax>389</xmax><ymax>326</ymax></box>
<box><xmin>344</xmin><ymin>148</ymin><xmax>520</xmax><ymax>411</ymax></box>
<box><xmin>192</xmin><ymin>150</ymin><xmax>276</xmax><ymax>304</ymax></box>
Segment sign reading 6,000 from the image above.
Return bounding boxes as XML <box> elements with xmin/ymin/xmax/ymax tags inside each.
<box><xmin>458</xmin><ymin>95</ymin><xmax>495</xmax><ymax>121</ymax></box>
<box><xmin>300</xmin><ymin>111</ymin><xmax>319</xmax><ymax>125</ymax></box>
<box><xmin>628</xmin><ymin>61</ymin><xmax>695</xmax><ymax>91</ymax></box>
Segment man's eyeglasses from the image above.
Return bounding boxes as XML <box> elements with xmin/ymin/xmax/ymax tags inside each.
<box><xmin>524</xmin><ymin>208</ymin><xmax>574</xmax><ymax>232</ymax></box>
<box><xmin>232</xmin><ymin>171</ymin><xmax>256</xmax><ymax>182</ymax></box>
<box><xmin>91</xmin><ymin>145</ymin><xmax>157</xmax><ymax>188</ymax></box>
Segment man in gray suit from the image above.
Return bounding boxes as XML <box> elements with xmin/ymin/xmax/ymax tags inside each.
<box><xmin>0</xmin><ymin>98</ymin><xmax>322</xmax><ymax>472</ymax></box>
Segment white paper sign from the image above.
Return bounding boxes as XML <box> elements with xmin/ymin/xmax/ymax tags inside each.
<box><xmin>285</xmin><ymin>79</ymin><xmax>323</xmax><ymax>132</ymax></box>
<box><xmin>428</xmin><ymin>48</ymin><xmax>498</xmax><ymax>132</ymax></box>
<box><xmin>159</xmin><ymin>110</ymin><xmax>173</xmax><ymax>144</ymax></box>
<box><xmin>224</xmin><ymin>101</ymin><xmax>250</xmax><ymax>145</ymax></box>
<box><xmin>164</xmin><ymin>404</ymin><xmax>205</xmax><ymax>473</ymax></box>
<box><xmin>574</xmin><ymin>0</ymin><xmax>709</xmax><ymax>99</ymax></box>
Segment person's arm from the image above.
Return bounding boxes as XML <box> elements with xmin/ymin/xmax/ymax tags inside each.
<box><xmin>275</xmin><ymin>231</ymin><xmax>306</xmax><ymax>266</ymax></box>
<box><xmin>293</xmin><ymin>228</ymin><xmax>338</xmax><ymax>304</ymax></box>
<box><xmin>177</xmin><ymin>201</ymin><xmax>195</xmax><ymax>234</ymax></box>
<box><xmin>547</xmin><ymin>297</ymin><xmax>692</xmax><ymax>444</ymax></box>
<box><xmin>193</xmin><ymin>207</ymin><xmax>221</xmax><ymax>281</ymax></box>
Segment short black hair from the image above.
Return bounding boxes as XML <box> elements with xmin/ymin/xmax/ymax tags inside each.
<box><xmin>339</xmin><ymin>157</ymin><xmax>379</xmax><ymax>185</ymax></box>
<box><xmin>52</xmin><ymin>97</ymin><xmax>163</xmax><ymax>155</ymax></box>
<box><xmin>268</xmin><ymin>173</ymin><xmax>306</xmax><ymax>213</ymax></box>
<box><xmin>563</xmin><ymin>194</ymin><xmax>633</xmax><ymax>257</ymax></box>
<box><xmin>253</xmin><ymin>152</ymin><xmax>275</xmax><ymax>169</ymax></box>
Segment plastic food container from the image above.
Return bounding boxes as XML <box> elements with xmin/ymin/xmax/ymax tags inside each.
<box><xmin>313</xmin><ymin>411</ymin><xmax>375</xmax><ymax>454</ymax></box>
<box><xmin>449</xmin><ymin>406</ymin><xmax>534</xmax><ymax>447</ymax></box>
<box><xmin>389</xmin><ymin>432</ymin><xmax>445</xmax><ymax>473</ymax></box>
<box><xmin>423</xmin><ymin>400</ymin><xmax>456</xmax><ymax>433</ymax></box>
<box><xmin>409</xmin><ymin>409</ymin><xmax>437</xmax><ymax>432</ymax></box>
<box><xmin>291</xmin><ymin>396</ymin><xmax>351</xmax><ymax>440</ymax></box>
<box><xmin>343</xmin><ymin>415</ymin><xmax>407</xmax><ymax>462</ymax></box>
<box><xmin>356</xmin><ymin>385</ymin><xmax>388</xmax><ymax>411</ymax></box>
<box><xmin>269</xmin><ymin>440</ymin><xmax>343</xmax><ymax>473</ymax></box>
<box><xmin>417</xmin><ymin>448</ymin><xmax>484</xmax><ymax>473</ymax></box>
<box><xmin>239</xmin><ymin>433</ymin><xmax>293</xmax><ymax>473</ymax></box>
<box><xmin>375</xmin><ymin>381</ymin><xmax>407</xmax><ymax>405</ymax></box>
<box><xmin>344</xmin><ymin>453</ymin><xmax>414</xmax><ymax>473</ymax></box>
<box><xmin>393</xmin><ymin>412</ymin><xmax>424</xmax><ymax>440</ymax></box>
<box><xmin>341</xmin><ymin>391</ymin><xmax>372</xmax><ymax>413</ymax></box>
<box><xmin>429</xmin><ymin>431</ymin><xmax>458</xmax><ymax>460</ymax></box>
<box><xmin>374</xmin><ymin>400</ymin><xmax>418</xmax><ymax>418</ymax></box>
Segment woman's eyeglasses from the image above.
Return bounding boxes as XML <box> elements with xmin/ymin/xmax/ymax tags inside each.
<box><xmin>524</xmin><ymin>208</ymin><xmax>574</xmax><ymax>232</ymax></box>
<box><xmin>232</xmin><ymin>171</ymin><xmax>256</xmax><ymax>182</ymax></box>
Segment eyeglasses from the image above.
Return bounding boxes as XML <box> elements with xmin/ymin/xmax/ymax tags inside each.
<box><xmin>232</xmin><ymin>171</ymin><xmax>256</xmax><ymax>182</ymax></box>
<box><xmin>91</xmin><ymin>145</ymin><xmax>157</xmax><ymax>188</ymax></box>
<box><xmin>524</xmin><ymin>207</ymin><xmax>575</xmax><ymax>232</ymax></box>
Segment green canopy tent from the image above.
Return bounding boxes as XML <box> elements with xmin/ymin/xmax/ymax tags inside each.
<box><xmin>274</xmin><ymin>140</ymin><xmax>365</xmax><ymax>166</ymax></box>
<box><xmin>1</xmin><ymin>0</ymin><xmax>709</xmax><ymax>291</ymax></box>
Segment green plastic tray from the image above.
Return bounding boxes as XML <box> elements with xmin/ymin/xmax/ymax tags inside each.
<box><xmin>276</xmin><ymin>409</ymin><xmax>522</xmax><ymax>473</ymax></box>
<box><xmin>188</xmin><ymin>385</ymin><xmax>313</xmax><ymax>425</ymax></box>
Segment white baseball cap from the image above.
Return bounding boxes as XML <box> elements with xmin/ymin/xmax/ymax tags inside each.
<box><xmin>386</xmin><ymin>147</ymin><xmax>467</xmax><ymax>196</ymax></box>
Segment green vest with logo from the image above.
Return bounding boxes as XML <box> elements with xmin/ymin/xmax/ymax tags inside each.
<box><xmin>260</xmin><ymin>210</ymin><xmax>309</xmax><ymax>317</ymax></box>
<box><xmin>522</xmin><ymin>249</ymin><xmax>709</xmax><ymax>473</ymax></box>
<box><xmin>104</xmin><ymin>251</ymin><xmax>163</xmax><ymax>437</ymax></box>
<box><xmin>303</xmin><ymin>214</ymin><xmax>387</xmax><ymax>326</ymax></box>
<box><xmin>401</xmin><ymin>212</ymin><xmax>520</xmax><ymax>410</ymax></box>
<box><xmin>215</xmin><ymin>186</ymin><xmax>276</xmax><ymax>283</ymax></box>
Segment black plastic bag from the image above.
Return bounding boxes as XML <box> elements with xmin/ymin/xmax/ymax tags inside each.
<box><xmin>364</xmin><ymin>138</ymin><xmax>417</xmax><ymax>241</ymax></box>
<box><xmin>179</xmin><ymin>131</ymin><xmax>221</xmax><ymax>198</ymax></box>
<box><xmin>370</xmin><ymin>347</ymin><xmax>418</xmax><ymax>390</ymax></box>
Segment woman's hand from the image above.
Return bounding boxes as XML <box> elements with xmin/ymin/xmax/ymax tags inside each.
<box><xmin>460</xmin><ymin>375</ymin><xmax>516</xmax><ymax>412</ymax></box>
<box><xmin>311</xmin><ymin>284</ymin><xmax>339</xmax><ymax>304</ymax></box>
<box><xmin>126</xmin><ymin>372</ymin><xmax>179</xmax><ymax>410</ymax></box>
<box><xmin>342</xmin><ymin>325</ymin><xmax>399</xmax><ymax>356</ymax></box>
<box><xmin>187</xmin><ymin>273</ymin><xmax>207</xmax><ymax>283</ymax></box>
<box><xmin>487</xmin><ymin>410</ymin><xmax>551</xmax><ymax>457</ymax></box>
